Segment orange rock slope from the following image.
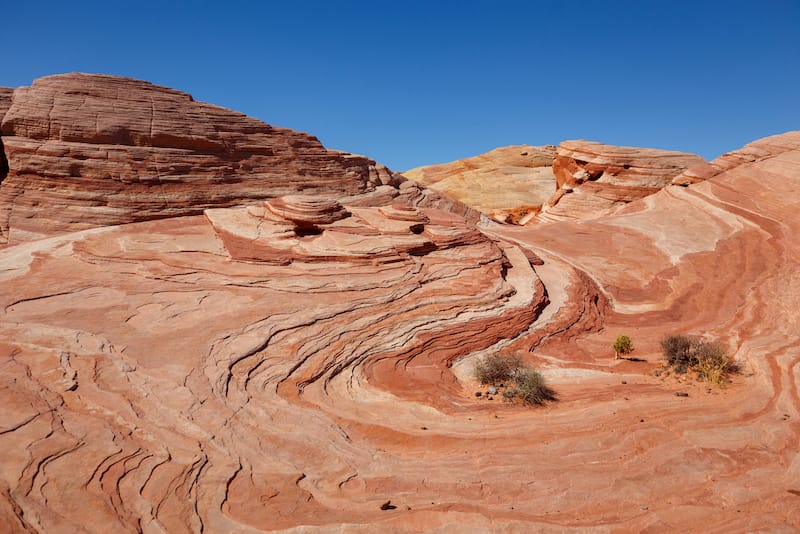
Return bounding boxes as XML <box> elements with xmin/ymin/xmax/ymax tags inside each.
<box><xmin>403</xmin><ymin>145</ymin><xmax>556</xmax><ymax>224</ymax></box>
<box><xmin>1</xmin><ymin>74</ymin><xmax>799</xmax><ymax>532</ymax></box>
<box><xmin>403</xmin><ymin>141</ymin><xmax>705</xmax><ymax>225</ymax></box>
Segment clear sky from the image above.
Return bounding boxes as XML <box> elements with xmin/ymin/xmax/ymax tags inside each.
<box><xmin>4</xmin><ymin>1</ymin><xmax>799</xmax><ymax>171</ymax></box>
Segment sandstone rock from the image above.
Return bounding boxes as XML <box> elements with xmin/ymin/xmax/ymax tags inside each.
<box><xmin>205</xmin><ymin>196</ymin><xmax>477</xmax><ymax>265</ymax></box>
<box><xmin>537</xmin><ymin>140</ymin><xmax>705</xmax><ymax>222</ymax></box>
<box><xmin>671</xmin><ymin>130</ymin><xmax>800</xmax><ymax>185</ymax></box>
<box><xmin>0</xmin><ymin>87</ymin><xmax>13</xmax><ymax>119</ymax></box>
<box><xmin>1</xmin><ymin>73</ymin><xmax>799</xmax><ymax>531</ymax></box>
<box><xmin>0</xmin><ymin>73</ymin><xmax>403</xmax><ymax>243</ymax></box>
<box><xmin>0</xmin><ymin>191</ymin><xmax>547</xmax><ymax>531</ymax></box>
<box><xmin>265</xmin><ymin>195</ymin><xmax>350</xmax><ymax>228</ymax></box>
<box><xmin>403</xmin><ymin>145</ymin><xmax>556</xmax><ymax>223</ymax></box>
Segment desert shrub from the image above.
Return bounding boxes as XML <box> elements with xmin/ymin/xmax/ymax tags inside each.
<box><xmin>692</xmin><ymin>341</ymin><xmax>731</xmax><ymax>386</ymax></box>
<box><xmin>612</xmin><ymin>335</ymin><xmax>634</xmax><ymax>359</ymax></box>
<box><xmin>515</xmin><ymin>368</ymin><xmax>556</xmax><ymax>406</ymax></box>
<box><xmin>473</xmin><ymin>353</ymin><xmax>522</xmax><ymax>385</ymax></box>
<box><xmin>473</xmin><ymin>354</ymin><xmax>555</xmax><ymax>406</ymax></box>
<box><xmin>661</xmin><ymin>335</ymin><xmax>738</xmax><ymax>386</ymax></box>
<box><xmin>660</xmin><ymin>335</ymin><xmax>694</xmax><ymax>368</ymax></box>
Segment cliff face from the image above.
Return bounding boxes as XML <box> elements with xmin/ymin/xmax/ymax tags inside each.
<box><xmin>0</xmin><ymin>73</ymin><xmax>408</xmax><ymax>243</ymax></box>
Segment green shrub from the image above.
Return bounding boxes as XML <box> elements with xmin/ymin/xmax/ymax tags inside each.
<box><xmin>612</xmin><ymin>335</ymin><xmax>634</xmax><ymax>359</ymax></box>
<box><xmin>473</xmin><ymin>353</ymin><xmax>522</xmax><ymax>385</ymax></box>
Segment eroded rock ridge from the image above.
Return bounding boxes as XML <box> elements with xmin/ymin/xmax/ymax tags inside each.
<box><xmin>0</xmin><ymin>73</ymin><xmax>476</xmax><ymax>244</ymax></box>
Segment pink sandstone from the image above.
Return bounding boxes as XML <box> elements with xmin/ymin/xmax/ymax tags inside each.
<box><xmin>0</xmin><ymin>74</ymin><xmax>477</xmax><ymax>244</ymax></box>
<box><xmin>538</xmin><ymin>140</ymin><xmax>705</xmax><ymax>222</ymax></box>
<box><xmin>0</xmin><ymin>74</ymin><xmax>799</xmax><ymax>531</ymax></box>
<box><xmin>403</xmin><ymin>145</ymin><xmax>556</xmax><ymax>223</ymax></box>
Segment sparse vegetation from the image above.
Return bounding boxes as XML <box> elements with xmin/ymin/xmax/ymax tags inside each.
<box><xmin>660</xmin><ymin>334</ymin><xmax>738</xmax><ymax>386</ymax></box>
<box><xmin>660</xmin><ymin>334</ymin><xmax>694</xmax><ymax>371</ymax></box>
<box><xmin>473</xmin><ymin>353</ymin><xmax>555</xmax><ymax>406</ymax></box>
<box><xmin>612</xmin><ymin>335</ymin><xmax>634</xmax><ymax>359</ymax></box>
<box><xmin>515</xmin><ymin>368</ymin><xmax>556</xmax><ymax>406</ymax></box>
<box><xmin>473</xmin><ymin>353</ymin><xmax>522</xmax><ymax>386</ymax></box>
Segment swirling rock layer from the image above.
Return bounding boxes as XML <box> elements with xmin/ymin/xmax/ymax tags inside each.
<box><xmin>0</xmin><ymin>70</ymin><xmax>798</xmax><ymax>531</ymax></box>
<box><xmin>0</xmin><ymin>197</ymin><xmax>547</xmax><ymax>532</ymax></box>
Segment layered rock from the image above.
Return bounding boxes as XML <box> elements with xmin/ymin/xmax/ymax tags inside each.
<box><xmin>0</xmin><ymin>87</ymin><xmax>12</xmax><ymax>118</ymax></box>
<box><xmin>0</xmin><ymin>195</ymin><xmax>547</xmax><ymax>532</ymax></box>
<box><xmin>0</xmin><ymin>73</ymin><xmax>409</xmax><ymax>243</ymax></box>
<box><xmin>2</xmin><ymin>69</ymin><xmax>800</xmax><ymax>531</ymax></box>
<box><xmin>538</xmin><ymin>140</ymin><xmax>705</xmax><ymax>222</ymax></box>
<box><xmin>204</xmin><ymin>196</ymin><xmax>475</xmax><ymax>264</ymax></box>
<box><xmin>2</xmin><ymin>131</ymin><xmax>800</xmax><ymax>531</ymax></box>
<box><xmin>403</xmin><ymin>145</ymin><xmax>556</xmax><ymax>223</ymax></box>
<box><xmin>671</xmin><ymin>130</ymin><xmax>800</xmax><ymax>185</ymax></box>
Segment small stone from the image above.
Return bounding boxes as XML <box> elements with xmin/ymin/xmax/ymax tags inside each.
<box><xmin>640</xmin><ymin>505</ymin><xmax>649</xmax><ymax>511</ymax></box>
<box><xmin>488</xmin><ymin>386</ymin><xmax>498</xmax><ymax>395</ymax></box>
<box><xmin>475</xmin><ymin>391</ymin><xmax>482</xmax><ymax>397</ymax></box>
<box><xmin>420</xmin><ymin>426</ymin><xmax>427</xmax><ymax>430</ymax></box>
<box><xmin>487</xmin><ymin>396</ymin><xmax>494</xmax><ymax>401</ymax></box>
<box><xmin>380</xmin><ymin>500</ymin><xmax>396</xmax><ymax>510</ymax></box>
<box><xmin>621</xmin><ymin>380</ymin><xmax>627</xmax><ymax>384</ymax></box>
<box><xmin>675</xmin><ymin>391</ymin><xmax>689</xmax><ymax>397</ymax></box>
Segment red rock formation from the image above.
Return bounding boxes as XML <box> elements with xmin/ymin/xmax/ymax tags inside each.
<box><xmin>1</xmin><ymin>72</ymin><xmax>799</xmax><ymax>531</ymax></box>
<box><xmin>0</xmin><ymin>73</ymin><xmax>408</xmax><ymax>243</ymax></box>
<box><xmin>672</xmin><ymin>130</ymin><xmax>800</xmax><ymax>185</ymax></box>
<box><xmin>403</xmin><ymin>145</ymin><xmax>556</xmax><ymax>223</ymax></box>
<box><xmin>0</xmin><ymin>194</ymin><xmax>547</xmax><ymax>532</ymax></box>
<box><xmin>538</xmin><ymin>140</ymin><xmax>705</xmax><ymax>221</ymax></box>
<box><xmin>2</xmin><ymin>131</ymin><xmax>800</xmax><ymax>531</ymax></box>
<box><xmin>0</xmin><ymin>87</ymin><xmax>12</xmax><ymax>118</ymax></box>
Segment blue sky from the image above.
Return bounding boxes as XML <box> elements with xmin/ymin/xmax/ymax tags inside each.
<box><xmin>4</xmin><ymin>1</ymin><xmax>798</xmax><ymax>171</ymax></box>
